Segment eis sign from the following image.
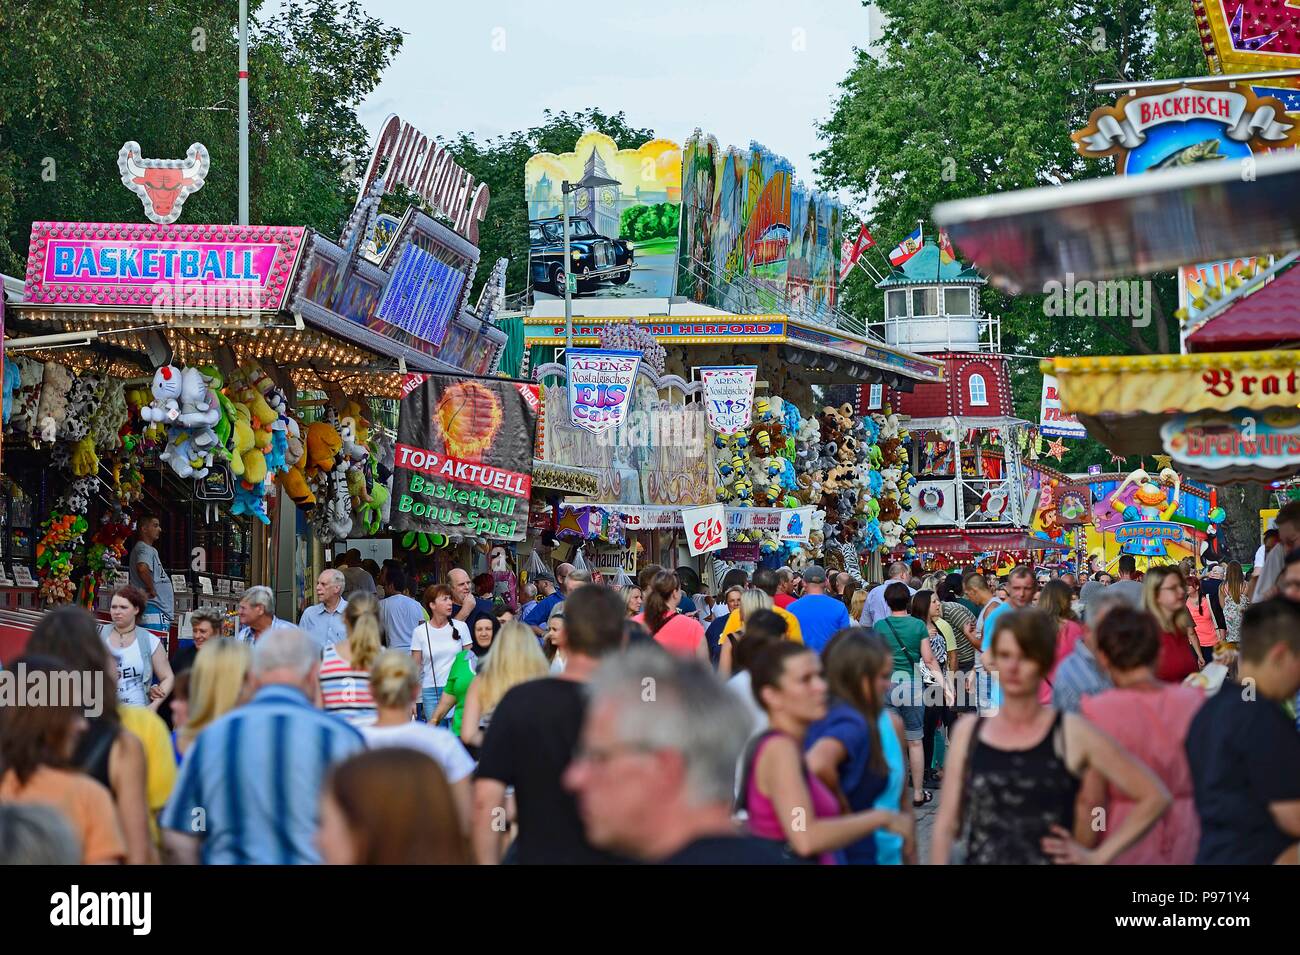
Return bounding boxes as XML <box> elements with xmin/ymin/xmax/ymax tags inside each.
<box><xmin>1073</xmin><ymin>85</ymin><xmax>1300</xmax><ymax>174</ymax></box>
<box><xmin>681</xmin><ymin>503</ymin><xmax>728</xmax><ymax>556</ymax></box>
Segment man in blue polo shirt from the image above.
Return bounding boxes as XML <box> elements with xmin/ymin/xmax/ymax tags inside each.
<box><xmin>788</xmin><ymin>565</ymin><xmax>851</xmax><ymax>653</ymax></box>
<box><xmin>161</xmin><ymin>627</ymin><xmax>364</xmax><ymax>864</ymax></box>
<box><xmin>523</xmin><ymin>562</ymin><xmax>574</xmax><ymax>636</ymax></box>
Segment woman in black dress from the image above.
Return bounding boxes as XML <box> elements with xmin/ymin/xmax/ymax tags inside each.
<box><xmin>930</xmin><ymin>609</ymin><xmax>1171</xmax><ymax>864</ymax></box>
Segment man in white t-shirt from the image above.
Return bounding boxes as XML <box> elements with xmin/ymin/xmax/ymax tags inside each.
<box><xmin>1248</xmin><ymin>528</ymin><xmax>1280</xmax><ymax>599</ymax></box>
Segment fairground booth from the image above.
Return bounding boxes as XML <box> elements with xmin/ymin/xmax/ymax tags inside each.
<box><xmin>0</xmin><ymin>122</ymin><xmax>511</xmax><ymax>654</ymax></box>
<box><xmin>934</xmin><ymin>66</ymin><xmax>1300</xmax><ymax>574</ymax></box>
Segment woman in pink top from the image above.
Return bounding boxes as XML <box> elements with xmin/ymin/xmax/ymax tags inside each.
<box><xmin>743</xmin><ymin>641</ymin><xmax>910</xmax><ymax>864</ymax></box>
<box><xmin>642</xmin><ymin>571</ymin><xmax>709</xmax><ymax>661</ymax></box>
<box><xmin>1036</xmin><ymin>580</ymin><xmax>1086</xmax><ymax>706</ymax></box>
<box><xmin>1076</xmin><ymin>606</ymin><xmax>1204</xmax><ymax>865</ymax></box>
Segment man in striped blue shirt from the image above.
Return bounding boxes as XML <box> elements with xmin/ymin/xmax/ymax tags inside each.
<box><xmin>161</xmin><ymin>627</ymin><xmax>364</xmax><ymax>864</ymax></box>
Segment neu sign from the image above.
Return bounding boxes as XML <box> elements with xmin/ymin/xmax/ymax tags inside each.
<box><xmin>360</xmin><ymin>114</ymin><xmax>490</xmax><ymax>245</ymax></box>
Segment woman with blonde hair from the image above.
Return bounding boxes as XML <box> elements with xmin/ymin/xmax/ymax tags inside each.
<box><xmin>848</xmin><ymin>588</ymin><xmax>869</xmax><ymax>628</ymax></box>
<box><xmin>178</xmin><ymin>638</ymin><xmax>252</xmax><ymax>756</ymax></box>
<box><xmin>459</xmin><ymin>620</ymin><xmax>550</xmax><ymax>750</ymax></box>
<box><xmin>621</xmin><ymin>585</ymin><xmax>643</xmax><ymax>617</ymax></box>
<box><xmin>544</xmin><ymin>608</ymin><xmax>566</xmax><ymax>672</ymax></box>
<box><xmin>319</xmin><ymin>592</ymin><xmax>384</xmax><ymax>727</ymax></box>
<box><xmin>1142</xmin><ymin>566</ymin><xmax>1203</xmax><ymax>683</ymax></box>
<box><xmin>719</xmin><ymin>588</ymin><xmax>776</xmax><ymax>676</ymax></box>
<box><xmin>362</xmin><ymin>651</ymin><xmax>475</xmax><ymax>826</ymax></box>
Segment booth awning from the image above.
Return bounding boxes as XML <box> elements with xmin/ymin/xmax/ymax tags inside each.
<box><xmin>522</xmin><ymin>312</ymin><xmax>944</xmax><ymax>389</ymax></box>
<box><xmin>1043</xmin><ymin>350</ymin><xmax>1300</xmax><ymax>482</ymax></box>
<box><xmin>1186</xmin><ymin>264</ymin><xmax>1300</xmax><ymax>351</ymax></box>
<box><xmin>531</xmin><ymin>460</ymin><xmax>599</xmax><ymax>498</ymax></box>
<box><xmin>912</xmin><ymin>529</ymin><xmax>1073</xmax><ymax>555</ymax></box>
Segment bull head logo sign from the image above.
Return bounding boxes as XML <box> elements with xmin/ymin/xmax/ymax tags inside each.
<box><xmin>117</xmin><ymin>141</ymin><xmax>210</xmax><ymax>224</ymax></box>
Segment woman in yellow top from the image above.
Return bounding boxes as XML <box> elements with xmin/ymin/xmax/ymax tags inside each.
<box><xmin>718</xmin><ymin>588</ymin><xmax>803</xmax><ymax>676</ymax></box>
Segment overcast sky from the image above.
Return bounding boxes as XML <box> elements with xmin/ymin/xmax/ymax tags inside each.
<box><xmin>353</xmin><ymin>0</ymin><xmax>876</xmax><ymax>203</ymax></box>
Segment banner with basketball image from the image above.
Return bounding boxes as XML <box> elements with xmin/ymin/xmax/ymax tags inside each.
<box><xmin>391</xmin><ymin>373</ymin><xmax>540</xmax><ymax>542</ymax></box>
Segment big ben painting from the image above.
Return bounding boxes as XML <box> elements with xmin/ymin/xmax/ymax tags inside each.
<box><xmin>525</xmin><ymin>131</ymin><xmax>682</xmax><ymax>300</ymax></box>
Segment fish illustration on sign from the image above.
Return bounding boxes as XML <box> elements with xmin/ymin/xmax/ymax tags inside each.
<box><xmin>1151</xmin><ymin>139</ymin><xmax>1226</xmax><ymax>169</ymax></box>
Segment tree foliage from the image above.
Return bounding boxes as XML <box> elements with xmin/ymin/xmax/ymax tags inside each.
<box><xmin>0</xmin><ymin>0</ymin><xmax>402</xmax><ymax>273</ymax></box>
<box><xmin>621</xmin><ymin>202</ymin><xmax>679</xmax><ymax>242</ymax></box>
<box><xmin>818</xmin><ymin>0</ymin><xmax>1204</xmax><ymax>472</ymax></box>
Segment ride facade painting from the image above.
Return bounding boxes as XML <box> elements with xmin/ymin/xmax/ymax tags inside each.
<box><xmin>676</xmin><ymin>130</ymin><xmax>842</xmax><ymax>315</ymax></box>
<box><xmin>524</xmin><ymin>131</ymin><xmax>682</xmax><ymax>299</ymax></box>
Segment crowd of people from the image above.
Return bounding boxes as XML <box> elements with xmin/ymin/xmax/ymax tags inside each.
<box><xmin>2</xmin><ymin>519</ymin><xmax>1300</xmax><ymax>865</ymax></box>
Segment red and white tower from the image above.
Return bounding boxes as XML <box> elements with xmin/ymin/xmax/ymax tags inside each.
<box><xmin>861</xmin><ymin>238</ymin><xmax>1037</xmax><ymax>559</ymax></box>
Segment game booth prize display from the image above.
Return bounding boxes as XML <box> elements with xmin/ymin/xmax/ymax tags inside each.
<box><xmin>389</xmin><ymin>373</ymin><xmax>540</xmax><ymax>543</ymax></box>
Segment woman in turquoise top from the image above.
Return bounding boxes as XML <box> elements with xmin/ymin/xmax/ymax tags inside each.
<box><xmin>874</xmin><ymin>700</ymin><xmax>908</xmax><ymax>864</ymax></box>
<box><xmin>431</xmin><ymin>614</ymin><xmax>497</xmax><ymax>740</ymax></box>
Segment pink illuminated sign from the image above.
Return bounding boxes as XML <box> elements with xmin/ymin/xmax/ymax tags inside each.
<box><xmin>24</xmin><ymin>221</ymin><xmax>306</xmax><ymax>312</ymax></box>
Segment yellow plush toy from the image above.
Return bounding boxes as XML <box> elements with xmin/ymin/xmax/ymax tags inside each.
<box><xmin>305</xmin><ymin>420</ymin><xmax>342</xmax><ymax>476</ymax></box>
<box><xmin>71</xmin><ymin>435</ymin><xmax>99</xmax><ymax>477</ymax></box>
<box><xmin>229</xmin><ymin>363</ymin><xmax>278</xmax><ymax>447</ymax></box>
<box><xmin>281</xmin><ymin>461</ymin><xmax>315</xmax><ymax>507</ymax></box>
<box><xmin>228</xmin><ymin>402</ymin><xmax>265</xmax><ymax>483</ymax></box>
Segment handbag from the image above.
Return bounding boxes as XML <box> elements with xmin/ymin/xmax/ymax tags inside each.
<box><xmin>932</xmin><ymin>620</ymin><xmax>958</xmax><ymax>708</ymax></box>
<box><xmin>884</xmin><ymin>618</ymin><xmax>939</xmax><ymax>687</ymax></box>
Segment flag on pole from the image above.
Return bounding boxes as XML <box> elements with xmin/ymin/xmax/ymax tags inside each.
<box><xmin>888</xmin><ymin>225</ymin><xmax>923</xmax><ymax>266</ymax></box>
<box><xmin>938</xmin><ymin>229</ymin><xmax>957</xmax><ymax>265</ymax></box>
<box><xmin>839</xmin><ymin>224</ymin><xmax>876</xmax><ymax>282</ymax></box>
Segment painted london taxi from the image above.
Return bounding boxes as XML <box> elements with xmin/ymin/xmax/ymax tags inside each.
<box><xmin>528</xmin><ymin>216</ymin><xmax>632</xmax><ymax>293</ymax></box>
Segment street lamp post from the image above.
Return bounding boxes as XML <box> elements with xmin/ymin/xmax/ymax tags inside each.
<box><xmin>559</xmin><ymin>172</ymin><xmax>622</xmax><ymax>356</ymax></box>
<box><xmin>238</xmin><ymin>0</ymin><xmax>249</xmax><ymax>225</ymax></box>
<box><xmin>562</xmin><ymin>179</ymin><xmax>573</xmax><ymax>354</ymax></box>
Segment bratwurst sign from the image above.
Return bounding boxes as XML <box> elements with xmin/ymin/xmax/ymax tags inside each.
<box><xmin>391</xmin><ymin>374</ymin><xmax>539</xmax><ymax>542</ymax></box>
